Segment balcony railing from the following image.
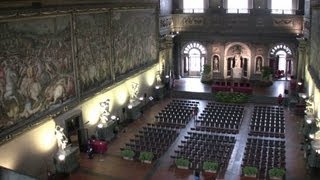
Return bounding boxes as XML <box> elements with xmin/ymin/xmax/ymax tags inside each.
<box><xmin>271</xmin><ymin>9</ymin><xmax>295</xmax><ymax>15</ymax></box>
<box><xmin>177</xmin><ymin>8</ymin><xmax>300</xmax><ymax>15</ymax></box>
<box><xmin>227</xmin><ymin>8</ymin><xmax>249</xmax><ymax>14</ymax></box>
<box><xmin>183</xmin><ymin>8</ymin><xmax>204</xmax><ymax>13</ymax></box>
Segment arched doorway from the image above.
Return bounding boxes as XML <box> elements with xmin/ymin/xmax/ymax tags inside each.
<box><xmin>269</xmin><ymin>44</ymin><xmax>293</xmax><ymax>79</ymax></box>
<box><xmin>224</xmin><ymin>43</ymin><xmax>251</xmax><ymax>79</ymax></box>
<box><xmin>182</xmin><ymin>42</ymin><xmax>206</xmax><ymax>77</ymax></box>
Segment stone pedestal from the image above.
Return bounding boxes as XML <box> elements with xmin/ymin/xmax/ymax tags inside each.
<box><xmin>54</xmin><ymin>147</ymin><xmax>79</xmax><ymax>174</ymax></box>
<box><xmin>232</xmin><ymin>67</ymin><xmax>243</xmax><ymax>79</ymax></box>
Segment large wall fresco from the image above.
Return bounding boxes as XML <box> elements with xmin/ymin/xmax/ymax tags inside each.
<box><xmin>112</xmin><ymin>9</ymin><xmax>157</xmax><ymax>76</ymax></box>
<box><xmin>75</xmin><ymin>12</ymin><xmax>112</xmax><ymax>93</ymax></box>
<box><xmin>0</xmin><ymin>16</ymin><xmax>75</xmax><ymax>129</ymax></box>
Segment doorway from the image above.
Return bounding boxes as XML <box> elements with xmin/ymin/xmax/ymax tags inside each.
<box><xmin>182</xmin><ymin>42</ymin><xmax>206</xmax><ymax>77</ymax></box>
<box><xmin>65</xmin><ymin>115</ymin><xmax>88</xmax><ymax>152</ymax></box>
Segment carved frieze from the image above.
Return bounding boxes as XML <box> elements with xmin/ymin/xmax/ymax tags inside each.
<box><xmin>159</xmin><ymin>16</ymin><xmax>172</xmax><ymax>29</ymax></box>
<box><xmin>273</xmin><ymin>18</ymin><xmax>293</xmax><ymax>27</ymax></box>
<box><xmin>182</xmin><ymin>16</ymin><xmax>204</xmax><ymax>26</ymax></box>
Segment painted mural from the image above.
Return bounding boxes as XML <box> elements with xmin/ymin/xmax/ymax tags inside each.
<box><xmin>0</xmin><ymin>16</ymin><xmax>75</xmax><ymax>129</ymax></box>
<box><xmin>75</xmin><ymin>12</ymin><xmax>112</xmax><ymax>93</ymax></box>
<box><xmin>112</xmin><ymin>9</ymin><xmax>157</xmax><ymax>76</ymax></box>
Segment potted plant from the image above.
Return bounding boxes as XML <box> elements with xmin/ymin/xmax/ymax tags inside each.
<box><xmin>268</xmin><ymin>168</ymin><xmax>285</xmax><ymax>180</ymax></box>
<box><xmin>120</xmin><ymin>149</ymin><xmax>135</xmax><ymax>160</ymax></box>
<box><xmin>201</xmin><ymin>64</ymin><xmax>212</xmax><ymax>84</ymax></box>
<box><xmin>203</xmin><ymin>161</ymin><xmax>219</xmax><ymax>173</ymax></box>
<box><xmin>243</xmin><ymin>166</ymin><xmax>258</xmax><ymax>178</ymax></box>
<box><xmin>139</xmin><ymin>151</ymin><xmax>154</xmax><ymax>164</ymax></box>
<box><xmin>261</xmin><ymin>66</ymin><xmax>273</xmax><ymax>81</ymax></box>
<box><xmin>175</xmin><ymin>158</ymin><xmax>190</xmax><ymax>169</ymax></box>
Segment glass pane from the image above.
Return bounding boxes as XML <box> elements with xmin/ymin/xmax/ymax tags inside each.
<box><xmin>183</xmin><ymin>0</ymin><xmax>204</xmax><ymax>13</ymax></box>
<box><xmin>271</xmin><ymin>0</ymin><xmax>292</xmax><ymax>14</ymax></box>
<box><xmin>227</xmin><ymin>0</ymin><xmax>248</xmax><ymax>14</ymax></box>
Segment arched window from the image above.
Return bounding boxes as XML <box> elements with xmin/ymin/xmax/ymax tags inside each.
<box><xmin>271</xmin><ymin>0</ymin><xmax>293</xmax><ymax>14</ymax></box>
<box><xmin>276</xmin><ymin>50</ymin><xmax>287</xmax><ymax>72</ymax></box>
<box><xmin>183</xmin><ymin>0</ymin><xmax>204</xmax><ymax>13</ymax></box>
<box><xmin>270</xmin><ymin>44</ymin><xmax>293</xmax><ymax>79</ymax></box>
<box><xmin>183</xmin><ymin>42</ymin><xmax>206</xmax><ymax>77</ymax></box>
<box><xmin>227</xmin><ymin>0</ymin><xmax>249</xmax><ymax>14</ymax></box>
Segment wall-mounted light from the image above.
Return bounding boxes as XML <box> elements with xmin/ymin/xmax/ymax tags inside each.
<box><xmin>310</xmin><ymin>134</ymin><xmax>315</xmax><ymax>139</ymax></box>
<box><xmin>58</xmin><ymin>154</ymin><xmax>65</xmax><ymax>161</ymax></box>
<box><xmin>111</xmin><ymin>115</ymin><xmax>116</xmax><ymax>121</ymax></box>
<box><xmin>139</xmin><ymin>97</ymin><xmax>144</xmax><ymax>101</ymax></box>
<box><xmin>97</xmin><ymin>123</ymin><xmax>103</xmax><ymax>128</ymax></box>
<box><xmin>306</xmin><ymin>119</ymin><xmax>313</xmax><ymax>124</ymax></box>
<box><xmin>298</xmin><ymin>82</ymin><xmax>302</xmax><ymax>86</ymax></box>
<box><xmin>128</xmin><ymin>105</ymin><xmax>133</xmax><ymax>109</ymax></box>
<box><xmin>155</xmin><ymin>85</ymin><xmax>160</xmax><ymax>89</ymax></box>
<box><xmin>165</xmin><ymin>75</ymin><xmax>170</xmax><ymax>79</ymax></box>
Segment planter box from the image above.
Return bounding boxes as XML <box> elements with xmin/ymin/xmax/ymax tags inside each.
<box><xmin>122</xmin><ymin>156</ymin><xmax>133</xmax><ymax>161</ymax></box>
<box><xmin>244</xmin><ymin>174</ymin><xmax>257</xmax><ymax>178</ymax></box>
<box><xmin>141</xmin><ymin>160</ymin><xmax>152</xmax><ymax>164</ymax></box>
<box><xmin>177</xmin><ymin>165</ymin><xmax>189</xmax><ymax>169</ymax></box>
<box><xmin>270</xmin><ymin>176</ymin><xmax>282</xmax><ymax>180</ymax></box>
<box><xmin>204</xmin><ymin>169</ymin><xmax>217</xmax><ymax>173</ymax></box>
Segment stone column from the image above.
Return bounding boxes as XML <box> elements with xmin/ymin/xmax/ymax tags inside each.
<box><xmin>297</xmin><ymin>38</ymin><xmax>307</xmax><ymax>80</ymax></box>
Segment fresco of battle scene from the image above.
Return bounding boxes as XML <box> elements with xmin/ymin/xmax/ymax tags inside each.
<box><xmin>0</xmin><ymin>16</ymin><xmax>75</xmax><ymax>130</ymax></box>
<box><xmin>75</xmin><ymin>12</ymin><xmax>112</xmax><ymax>93</ymax></box>
<box><xmin>112</xmin><ymin>9</ymin><xmax>157</xmax><ymax>76</ymax></box>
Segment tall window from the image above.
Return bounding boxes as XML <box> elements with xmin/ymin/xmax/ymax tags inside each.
<box><xmin>227</xmin><ymin>0</ymin><xmax>249</xmax><ymax>14</ymax></box>
<box><xmin>271</xmin><ymin>0</ymin><xmax>293</xmax><ymax>14</ymax></box>
<box><xmin>276</xmin><ymin>50</ymin><xmax>287</xmax><ymax>72</ymax></box>
<box><xmin>183</xmin><ymin>42</ymin><xmax>206</xmax><ymax>77</ymax></box>
<box><xmin>183</xmin><ymin>0</ymin><xmax>204</xmax><ymax>13</ymax></box>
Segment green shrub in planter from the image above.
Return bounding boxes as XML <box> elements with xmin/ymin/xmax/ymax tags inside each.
<box><xmin>121</xmin><ymin>149</ymin><xmax>135</xmax><ymax>159</ymax></box>
<box><xmin>243</xmin><ymin>166</ymin><xmax>258</xmax><ymax>176</ymax></box>
<box><xmin>268</xmin><ymin>168</ymin><xmax>285</xmax><ymax>178</ymax></box>
<box><xmin>139</xmin><ymin>151</ymin><xmax>154</xmax><ymax>162</ymax></box>
<box><xmin>175</xmin><ymin>158</ymin><xmax>190</xmax><ymax>168</ymax></box>
<box><xmin>203</xmin><ymin>161</ymin><xmax>218</xmax><ymax>172</ymax></box>
<box><xmin>214</xmin><ymin>92</ymin><xmax>249</xmax><ymax>103</ymax></box>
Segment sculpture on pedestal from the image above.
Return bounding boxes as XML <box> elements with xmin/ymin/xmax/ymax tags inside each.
<box><xmin>231</xmin><ymin>46</ymin><xmax>243</xmax><ymax>79</ymax></box>
<box><xmin>54</xmin><ymin>125</ymin><xmax>68</xmax><ymax>151</ymax></box>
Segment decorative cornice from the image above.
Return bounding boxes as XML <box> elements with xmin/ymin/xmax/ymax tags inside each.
<box><xmin>0</xmin><ymin>3</ymin><xmax>157</xmax><ymax>20</ymax></box>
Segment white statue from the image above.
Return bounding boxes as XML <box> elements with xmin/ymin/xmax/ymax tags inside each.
<box><xmin>54</xmin><ymin>125</ymin><xmax>68</xmax><ymax>151</ymax></box>
<box><xmin>234</xmin><ymin>54</ymin><xmax>241</xmax><ymax>68</ymax></box>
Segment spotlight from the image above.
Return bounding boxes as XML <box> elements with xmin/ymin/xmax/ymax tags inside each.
<box><xmin>128</xmin><ymin>105</ymin><xmax>133</xmax><ymax>109</ymax></box>
<box><xmin>97</xmin><ymin>123</ymin><xmax>103</xmax><ymax>128</ymax></box>
<box><xmin>58</xmin><ymin>154</ymin><xmax>65</xmax><ymax>161</ymax></box>
<box><xmin>301</xmin><ymin>94</ymin><xmax>307</xmax><ymax>99</ymax></box>
<box><xmin>306</xmin><ymin>119</ymin><xmax>312</xmax><ymax>124</ymax></box>
<box><xmin>309</xmin><ymin>134</ymin><xmax>315</xmax><ymax>139</ymax></box>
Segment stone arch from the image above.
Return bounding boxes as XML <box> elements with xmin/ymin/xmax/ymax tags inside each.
<box><xmin>224</xmin><ymin>42</ymin><xmax>251</xmax><ymax>79</ymax></box>
<box><xmin>181</xmin><ymin>42</ymin><xmax>207</xmax><ymax>77</ymax></box>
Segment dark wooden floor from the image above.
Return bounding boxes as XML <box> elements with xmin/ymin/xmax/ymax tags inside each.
<box><xmin>59</xmin><ymin>78</ymin><xmax>313</xmax><ymax>180</ymax></box>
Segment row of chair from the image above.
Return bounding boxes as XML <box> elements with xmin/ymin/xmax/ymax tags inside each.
<box><xmin>250</xmin><ymin>105</ymin><xmax>285</xmax><ymax>136</ymax></box>
<box><xmin>122</xmin><ymin>123</ymin><xmax>179</xmax><ymax>160</ymax></box>
<box><xmin>172</xmin><ymin>131</ymin><xmax>236</xmax><ymax>170</ymax></box>
<box><xmin>242</xmin><ymin>138</ymin><xmax>286</xmax><ymax>179</ymax></box>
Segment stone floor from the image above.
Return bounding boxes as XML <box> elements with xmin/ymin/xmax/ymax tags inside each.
<box><xmin>56</xmin><ymin>78</ymin><xmax>314</xmax><ymax>180</ymax></box>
